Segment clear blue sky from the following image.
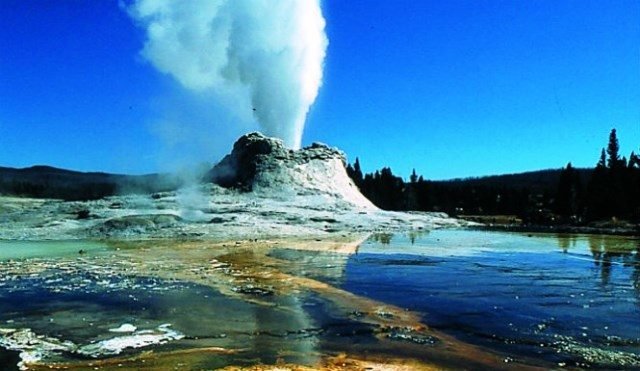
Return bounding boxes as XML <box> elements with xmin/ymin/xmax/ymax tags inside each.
<box><xmin>1</xmin><ymin>0</ymin><xmax>639</xmax><ymax>180</ymax></box>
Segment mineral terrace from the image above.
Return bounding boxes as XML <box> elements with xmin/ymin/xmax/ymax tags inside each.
<box><xmin>0</xmin><ymin>132</ymin><xmax>469</xmax><ymax>241</ymax></box>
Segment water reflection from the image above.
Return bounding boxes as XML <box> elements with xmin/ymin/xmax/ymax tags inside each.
<box><xmin>370</xmin><ymin>233</ymin><xmax>393</xmax><ymax>245</ymax></box>
<box><xmin>407</xmin><ymin>230</ymin><xmax>428</xmax><ymax>245</ymax></box>
<box><xmin>2</xmin><ymin>238</ymin><xmax>489</xmax><ymax>370</ymax></box>
<box><xmin>1</xmin><ymin>231</ymin><xmax>639</xmax><ymax>370</ymax></box>
<box><xmin>349</xmin><ymin>231</ymin><xmax>640</xmax><ymax>368</ymax></box>
<box><xmin>370</xmin><ymin>231</ymin><xmax>429</xmax><ymax>246</ymax></box>
<box><xmin>584</xmin><ymin>235</ymin><xmax>640</xmax><ymax>289</ymax></box>
<box><xmin>633</xmin><ymin>242</ymin><xmax>640</xmax><ymax>303</ymax></box>
<box><xmin>556</xmin><ymin>234</ymin><xmax>578</xmax><ymax>253</ymax></box>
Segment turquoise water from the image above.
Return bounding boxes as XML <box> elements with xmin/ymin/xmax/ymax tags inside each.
<box><xmin>0</xmin><ymin>240</ymin><xmax>108</xmax><ymax>261</ymax></box>
<box><xmin>0</xmin><ymin>231</ymin><xmax>639</xmax><ymax>369</ymax></box>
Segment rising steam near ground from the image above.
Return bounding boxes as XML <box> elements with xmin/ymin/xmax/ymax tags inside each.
<box><xmin>127</xmin><ymin>0</ymin><xmax>328</xmax><ymax>150</ymax></box>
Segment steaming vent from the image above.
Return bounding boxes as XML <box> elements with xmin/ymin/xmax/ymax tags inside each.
<box><xmin>128</xmin><ymin>0</ymin><xmax>328</xmax><ymax>149</ymax></box>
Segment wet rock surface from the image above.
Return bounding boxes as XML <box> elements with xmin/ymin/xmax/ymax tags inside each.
<box><xmin>0</xmin><ymin>186</ymin><xmax>466</xmax><ymax>241</ymax></box>
<box><xmin>386</xmin><ymin>329</ymin><xmax>440</xmax><ymax>346</ymax></box>
<box><xmin>231</xmin><ymin>284</ymin><xmax>275</xmax><ymax>297</ymax></box>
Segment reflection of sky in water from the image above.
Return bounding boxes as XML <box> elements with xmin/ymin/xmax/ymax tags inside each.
<box><xmin>0</xmin><ymin>231</ymin><xmax>638</xmax><ymax>369</ymax></box>
<box><xmin>344</xmin><ymin>230</ymin><xmax>640</xmax><ymax>367</ymax></box>
<box><xmin>0</xmin><ymin>271</ymin><xmax>330</xmax><ymax>369</ymax></box>
<box><xmin>0</xmin><ymin>242</ymin><xmax>374</xmax><ymax>369</ymax></box>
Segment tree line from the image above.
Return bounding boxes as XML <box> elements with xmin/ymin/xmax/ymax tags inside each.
<box><xmin>347</xmin><ymin>128</ymin><xmax>640</xmax><ymax>224</ymax></box>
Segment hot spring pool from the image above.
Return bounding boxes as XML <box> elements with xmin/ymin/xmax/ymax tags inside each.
<box><xmin>0</xmin><ymin>230</ymin><xmax>638</xmax><ymax>369</ymax></box>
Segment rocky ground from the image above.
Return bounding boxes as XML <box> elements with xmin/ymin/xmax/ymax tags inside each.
<box><xmin>0</xmin><ymin>133</ymin><xmax>470</xmax><ymax>241</ymax></box>
<box><xmin>0</xmin><ymin>186</ymin><xmax>465</xmax><ymax>241</ymax></box>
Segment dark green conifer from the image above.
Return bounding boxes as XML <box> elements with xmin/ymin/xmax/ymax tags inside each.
<box><xmin>410</xmin><ymin>168</ymin><xmax>418</xmax><ymax>184</ymax></box>
<box><xmin>353</xmin><ymin>157</ymin><xmax>363</xmax><ymax>185</ymax></box>
<box><xmin>606</xmin><ymin>128</ymin><xmax>620</xmax><ymax>168</ymax></box>
<box><xmin>597</xmin><ymin>148</ymin><xmax>606</xmax><ymax>168</ymax></box>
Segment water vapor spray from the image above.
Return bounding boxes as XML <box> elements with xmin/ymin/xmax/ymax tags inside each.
<box><xmin>128</xmin><ymin>0</ymin><xmax>328</xmax><ymax>149</ymax></box>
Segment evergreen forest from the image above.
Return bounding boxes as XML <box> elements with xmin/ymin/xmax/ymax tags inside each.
<box><xmin>347</xmin><ymin>129</ymin><xmax>640</xmax><ymax>225</ymax></box>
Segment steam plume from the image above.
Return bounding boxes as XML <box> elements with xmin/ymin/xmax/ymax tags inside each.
<box><xmin>128</xmin><ymin>0</ymin><xmax>328</xmax><ymax>149</ymax></box>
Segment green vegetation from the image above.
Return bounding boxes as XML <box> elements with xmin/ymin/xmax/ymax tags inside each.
<box><xmin>348</xmin><ymin>129</ymin><xmax>640</xmax><ymax>225</ymax></box>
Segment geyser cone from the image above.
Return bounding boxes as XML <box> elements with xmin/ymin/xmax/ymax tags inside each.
<box><xmin>208</xmin><ymin>132</ymin><xmax>376</xmax><ymax>209</ymax></box>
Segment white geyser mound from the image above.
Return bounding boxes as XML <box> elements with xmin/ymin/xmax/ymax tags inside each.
<box><xmin>128</xmin><ymin>0</ymin><xmax>328</xmax><ymax>149</ymax></box>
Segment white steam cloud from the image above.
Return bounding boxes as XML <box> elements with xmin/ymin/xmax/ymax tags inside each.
<box><xmin>128</xmin><ymin>0</ymin><xmax>328</xmax><ymax>149</ymax></box>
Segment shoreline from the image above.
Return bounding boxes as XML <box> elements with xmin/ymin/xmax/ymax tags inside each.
<box><xmin>469</xmin><ymin>224</ymin><xmax>639</xmax><ymax>237</ymax></box>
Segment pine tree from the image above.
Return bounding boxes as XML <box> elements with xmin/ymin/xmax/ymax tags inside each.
<box><xmin>629</xmin><ymin>151</ymin><xmax>639</xmax><ymax>169</ymax></box>
<box><xmin>588</xmin><ymin>149</ymin><xmax>609</xmax><ymax>219</ymax></box>
<box><xmin>410</xmin><ymin>168</ymin><xmax>418</xmax><ymax>183</ymax></box>
<box><xmin>555</xmin><ymin>162</ymin><xmax>581</xmax><ymax>217</ymax></box>
<box><xmin>346</xmin><ymin>163</ymin><xmax>355</xmax><ymax>178</ymax></box>
<box><xmin>406</xmin><ymin>169</ymin><xmax>419</xmax><ymax>210</ymax></box>
<box><xmin>597</xmin><ymin>148</ymin><xmax>606</xmax><ymax>168</ymax></box>
<box><xmin>606</xmin><ymin>128</ymin><xmax>620</xmax><ymax>168</ymax></box>
<box><xmin>353</xmin><ymin>157</ymin><xmax>363</xmax><ymax>186</ymax></box>
<box><xmin>346</xmin><ymin>157</ymin><xmax>364</xmax><ymax>188</ymax></box>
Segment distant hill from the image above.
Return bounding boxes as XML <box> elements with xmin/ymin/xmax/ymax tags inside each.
<box><xmin>0</xmin><ymin>165</ymin><xmax>182</xmax><ymax>200</ymax></box>
<box><xmin>435</xmin><ymin>168</ymin><xmax>593</xmax><ymax>192</ymax></box>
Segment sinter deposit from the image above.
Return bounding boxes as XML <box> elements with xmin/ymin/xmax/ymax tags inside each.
<box><xmin>0</xmin><ymin>132</ymin><xmax>468</xmax><ymax>240</ymax></box>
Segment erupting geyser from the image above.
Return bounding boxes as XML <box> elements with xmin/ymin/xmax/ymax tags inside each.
<box><xmin>128</xmin><ymin>0</ymin><xmax>328</xmax><ymax>149</ymax></box>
